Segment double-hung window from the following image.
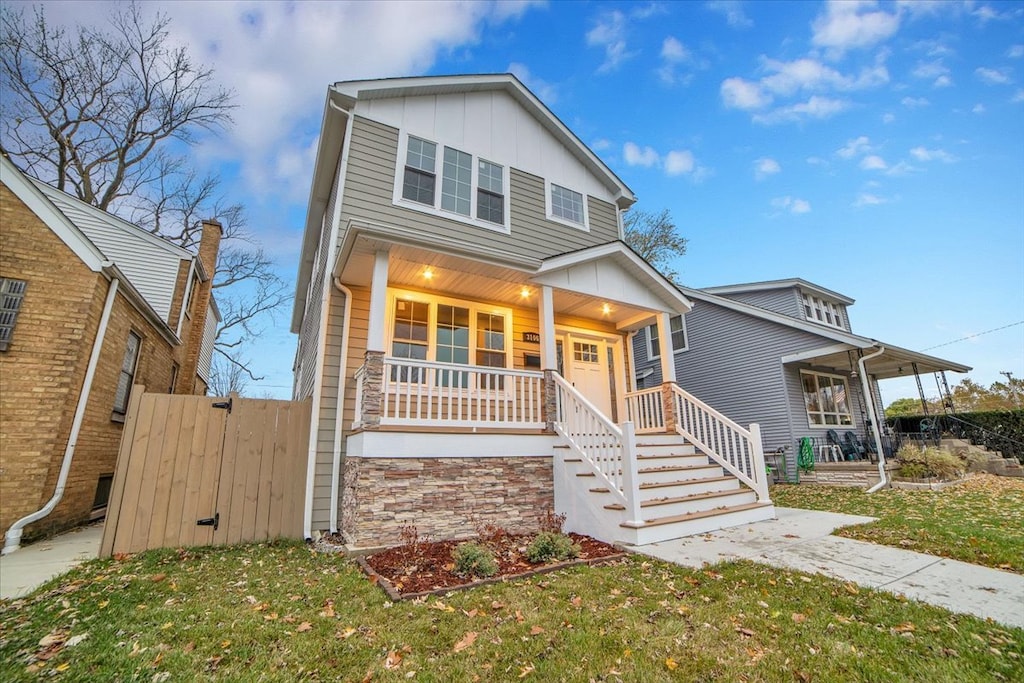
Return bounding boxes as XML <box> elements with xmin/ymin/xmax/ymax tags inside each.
<box><xmin>397</xmin><ymin>134</ymin><xmax>507</xmax><ymax>230</ymax></box>
<box><xmin>800</xmin><ymin>370</ymin><xmax>853</xmax><ymax>426</ymax></box>
<box><xmin>646</xmin><ymin>315</ymin><xmax>687</xmax><ymax>359</ymax></box>
<box><xmin>113</xmin><ymin>331</ymin><xmax>142</xmax><ymax>416</ymax></box>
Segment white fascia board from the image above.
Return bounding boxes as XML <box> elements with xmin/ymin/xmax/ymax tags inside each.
<box><xmin>536</xmin><ymin>241</ymin><xmax>693</xmax><ymax>314</ymax></box>
<box><xmin>334</xmin><ymin>219</ymin><xmax>542</xmax><ymax>281</ymax></box>
<box><xmin>780</xmin><ymin>343</ymin><xmax>859</xmax><ymax>364</ymax></box>
<box><xmin>331</xmin><ymin>74</ymin><xmax>636</xmax><ymax>208</ymax></box>
<box><xmin>870</xmin><ymin>344</ymin><xmax>972</xmax><ymax>375</ymax></box>
<box><xmin>1</xmin><ymin>157</ymin><xmax>107</xmax><ymax>271</ymax></box>
<box><xmin>292</xmin><ymin>94</ymin><xmax>351</xmax><ymax>333</ymax></box>
<box><xmin>702</xmin><ymin>278</ymin><xmax>855</xmax><ymax>305</ymax></box>
<box><xmin>101</xmin><ymin>264</ymin><xmax>180</xmax><ymax>347</ymax></box>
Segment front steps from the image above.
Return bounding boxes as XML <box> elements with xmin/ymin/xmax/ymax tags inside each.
<box><xmin>556</xmin><ymin>433</ymin><xmax>775</xmax><ymax>546</ymax></box>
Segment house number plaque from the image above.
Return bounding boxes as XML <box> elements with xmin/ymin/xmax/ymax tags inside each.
<box><xmin>522</xmin><ymin>331</ymin><xmax>540</xmax><ymax>343</ymax></box>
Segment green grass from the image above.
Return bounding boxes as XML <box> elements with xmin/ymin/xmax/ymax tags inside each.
<box><xmin>2</xmin><ymin>542</ymin><xmax>1022</xmax><ymax>681</ymax></box>
<box><xmin>772</xmin><ymin>474</ymin><xmax>1024</xmax><ymax>573</ymax></box>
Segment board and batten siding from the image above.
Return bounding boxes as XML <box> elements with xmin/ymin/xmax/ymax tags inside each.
<box><xmin>38</xmin><ymin>185</ymin><xmax>186</xmax><ymax>323</ymax></box>
<box><xmin>338</xmin><ymin>116</ymin><xmax>620</xmax><ymax>262</ymax></box>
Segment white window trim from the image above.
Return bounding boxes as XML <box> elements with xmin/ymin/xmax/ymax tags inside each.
<box><xmin>801</xmin><ymin>292</ymin><xmax>845</xmax><ymax>330</ymax></box>
<box><xmin>113</xmin><ymin>330</ymin><xmax>142</xmax><ymax>418</ymax></box>
<box><xmin>544</xmin><ymin>180</ymin><xmax>590</xmax><ymax>232</ymax></box>
<box><xmin>385</xmin><ymin>288</ymin><xmax>514</xmax><ymax>370</ymax></box>
<box><xmin>392</xmin><ymin>131</ymin><xmax>511</xmax><ymax>234</ymax></box>
<box><xmin>645</xmin><ymin>314</ymin><xmax>688</xmax><ymax>359</ymax></box>
<box><xmin>646</xmin><ymin>323</ymin><xmax>660</xmax><ymax>361</ymax></box>
<box><xmin>800</xmin><ymin>369</ymin><xmax>855</xmax><ymax>429</ymax></box>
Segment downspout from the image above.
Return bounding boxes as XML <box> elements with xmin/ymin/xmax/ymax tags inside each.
<box><xmin>329</xmin><ymin>278</ymin><xmax>353</xmax><ymax>534</ymax></box>
<box><xmin>3</xmin><ymin>276</ymin><xmax>120</xmax><ymax>554</ymax></box>
<box><xmin>858</xmin><ymin>346</ymin><xmax>889</xmax><ymax>493</ymax></box>
<box><xmin>302</xmin><ymin>98</ymin><xmax>354</xmax><ymax>541</ymax></box>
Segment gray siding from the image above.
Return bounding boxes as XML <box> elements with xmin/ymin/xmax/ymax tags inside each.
<box><xmin>338</xmin><ymin>117</ymin><xmax>620</xmax><ymax>260</ymax></box>
<box><xmin>716</xmin><ymin>287</ymin><xmax>803</xmax><ymax>319</ymax></box>
<box><xmin>310</xmin><ymin>288</ymin><xmax>347</xmax><ymax>531</ymax></box>
<box><xmin>633</xmin><ymin>298</ymin><xmax>872</xmax><ymax>478</ymax></box>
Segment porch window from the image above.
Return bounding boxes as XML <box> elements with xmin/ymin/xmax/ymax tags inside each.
<box><xmin>801</xmin><ymin>370</ymin><xmax>853</xmax><ymax>426</ymax></box>
<box><xmin>646</xmin><ymin>314</ymin><xmax>687</xmax><ymax>359</ymax></box>
<box><xmin>801</xmin><ymin>293</ymin><xmax>844</xmax><ymax>330</ymax></box>
<box><xmin>113</xmin><ymin>331</ymin><xmax>142</xmax><ymax>416</ymax></box>
<box><xmin>396</xmin><ymin>133</ymin><xmax>508</xmax><ymax>231</ymax></box>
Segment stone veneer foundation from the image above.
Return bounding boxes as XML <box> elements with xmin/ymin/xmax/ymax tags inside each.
<box><xmin>341</xmin><ymin>456</ymin><xmax>554</xmax><ymax>548</ymax></box>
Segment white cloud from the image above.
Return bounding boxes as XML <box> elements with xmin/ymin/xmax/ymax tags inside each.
<box><xmin>771</xmin><ymin>196</ymin><xmax>811</xmax><ymax>214</ymax></box>
<box><xmin>721</xmin><ymin>77</ymin><xmax>771</xmax><ymax>110</ymax></box>
<box><xmin>758</xmin><ymin>56</ymin><xmax>889</xmax><ymax>95</ymax></box>
<box><xmin>975</xmin><ymin>67</ymin><xmax>1012</xmax><ymax>85</ymax></box>
<box><xmin>860</xmin><ymin>155</ymin><xmax>888</xmax><ymax>170</ymax></box>
<box><xmin>882</xmin><ymin>112</ymin><xmax>895</xmax><ymax>123</ymax></box>
<box><xmin>1013</xmin><ymin>89</ymin><xmax>1024</xmax><ymax>103</ymax></box>
<box><xmin>752</xmin><ymin>95</ymin><xmax>849</xmax><ymax>124</ymax></box>
<box><xmin>853</xmin><ymin>192</ymin><xmax>889</xmax><ymax>207</ymax></box>
<box><xmin>705</xmin><ymin>1</ymin><xmax>753</xmax><ymax>29</ymax></box>
<box><xmin>837</xmin><ymin>135</ymin><xmax>873</xmax><ymax>159</ymax></box>
<box><xmin>754</xmin><ymin>157</ymin><xmax>781</xmax><ymax>180</ymax></box>
<box><xmin>664</xmin><ymin>150</ymin><xmax>696</xmax><ymax>175</ymax></box>
<box><xmin>811</xmin><ymin>1</ymin><xmax>901</xmax><ymax>56</ymax></box>
<box><xmin>1009</xmin><ymin>45</ymin><xmax>1024</xmax><ymax>59</ymax></box>
<box><xmin>586</xmin><ymin>10</ymin><xmax>633</xmax><ymax>73</ymax></box>
<box><xmin>933</xmin><ymin>74</ymin><xmax>952</xmax><ymax>88</ymax></box>
<box><xmin>910</xmin><ymin>146</ymin><xmax>956</xmax><ymax>162</ymax></box>
<box><xmin>972</xmin><ymin>103</ymin><xmax>986</xmax><ymax>114</ymax></box>
<box><xmin>972</xmin><ymin>4</ymin><xmax>1020</xmax><ymax>24</ymax></box>
<box><xmin>591</xmin><ymin>138</ymin><xmax>612</xmax><ymax>151</ymax></box>
<box><xmin>806</xmin><ymin>156</ymin><xmax>828</xmax><ymax>166</ymax></box>
<box><xmin>901</xmin><ymin>96</ymin><xmax>930</xmax><ymax>107</ymax></box>
<box><xmin>658</xmin><ymin>36</ymin><xmax>693</xmax><ymax>84</ymax></box>
<box><xmin>912</xmin><ymin>59</ymin><xmax>952</xmax><ymax>88</ymax></box>
<box><xmin>508</xmin><ymin>63</ymin><xmax>558</xmax><ymax>105</ymax></box>
<box><xmin>623</xmin><ymin>142</ymin><xmax>660</xmax><ymax>167</ymax></box>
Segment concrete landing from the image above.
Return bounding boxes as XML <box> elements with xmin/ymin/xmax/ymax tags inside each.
<box><xmin>0</xmin><ymin>523</ymin><xmax>103</xmax><ymax>600</ymax></box>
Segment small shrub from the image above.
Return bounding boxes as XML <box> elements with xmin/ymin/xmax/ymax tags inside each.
<box><xmin>896</xmin><ymin>445</ymin><xmax>965</xmax><ymax>481</ymax></box>
<box><xmin>474</xmin><ymin>521</ymin><xmax>510</xmax><ymax>545</ymax></box>
<box><xmin>398</xmin><ymin>525</ymin><xmax>424</xmax><ymax>552</ymax></box>
<box><xmin>525</xmin><ymin>532</ymin><xmax>580</xmax><ymax>563</ymax></box>
<box><xmin>539</xmin><ymin>509</ymin><xmax>567</xmax><ymax>534</ymax></box>
<box><xmin>452</xmin><ymin>542</ymin><xmax>497</xmax><ymax>578</ymax></box>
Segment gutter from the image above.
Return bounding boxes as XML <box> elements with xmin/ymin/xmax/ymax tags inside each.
<box><xmin>858</xmin><ymin>346</ymin><xmax>890</xmax><ymax>493</ymax></box>
<box><xmin>3</xmin><ymin>276</ymin><xmax>120</xmax><ymax>554</ymax></box>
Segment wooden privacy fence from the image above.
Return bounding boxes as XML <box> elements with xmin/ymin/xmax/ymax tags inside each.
<box><xmin>100</xmin><ymin>387</ymin><xmax>311</xmax><ymax>558</ymax></box>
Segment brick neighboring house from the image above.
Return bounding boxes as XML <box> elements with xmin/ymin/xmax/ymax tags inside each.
<box><xmin>0</xmin><ymin>156</ymin><xmax>222</xmax><ymax>548</ymax></box>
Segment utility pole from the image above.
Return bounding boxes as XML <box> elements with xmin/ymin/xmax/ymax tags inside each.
<box><xmin>1000</xmin><ymin>371</ymin><xmax>1019</xmax><ymax>407</ymax></box>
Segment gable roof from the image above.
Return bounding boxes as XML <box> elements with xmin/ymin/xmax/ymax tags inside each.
<box><xmin>701</xmin><ymin>278</ymin><xmax>855</xmax><ymax>305</ymax></box>
<box><xmin>679</xmin><ymin>285</ymin><xmax>970</xmax><ymax>378</ymax></box>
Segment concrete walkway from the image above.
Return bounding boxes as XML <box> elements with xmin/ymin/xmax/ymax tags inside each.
<box><xmin>628</xmin><ymin>507</ymin><xmax>1024</xmax><ymax>630</ymax></box>
<box><xmin>0</xmin><ymin>523</ymin><xmax>103</xmax><ymax>600</ymax></box>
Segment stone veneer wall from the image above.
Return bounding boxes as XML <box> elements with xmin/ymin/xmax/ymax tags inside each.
<box><xmin>341</xmin><ymin>456</ymin><xmax>554</xmax><ymax>547</ymax></box>
<box><xmin>798</xmin><ymin>463</ymin><xmax>897</xmax><ymax>488</ymax></box>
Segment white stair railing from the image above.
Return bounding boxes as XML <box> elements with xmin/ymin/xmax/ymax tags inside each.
<box><xmin>551</xmin><ymin>373</ymin><xmax>642</xmax><ymax>523</ymax></box>
<box><xmin>624</xmin><ymin>387</ymin><xmax>665</xmax><ymax>433</ymax></box>
<box><xmin>670</xmin><ymin>384</ymin><xmax>771</xmax><ymax>504</ymax></box>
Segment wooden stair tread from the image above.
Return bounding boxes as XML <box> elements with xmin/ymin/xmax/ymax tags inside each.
<box><xmin>604</xmin><ymin>486</ymin><xmax>752</xmax><ymax>511</ymax></box>
<box><xmin>639</xmin><ymin>476</ymin><xmax>737</xmax><ymax>491</ymax></box>
<box><xmin>620</xmin><ymin>501</ymin><xmax>773</xmax><ymax>528</ymax></box>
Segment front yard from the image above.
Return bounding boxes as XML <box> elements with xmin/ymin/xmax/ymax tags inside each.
<box><xmin>771</xmin><ymin>473</ymin><xmax>1024</xmax><ymax>574</ymax></box>
<box><xmin>1</xmin><ymin>541</ymin><xmax>1021</xmax><ymax>682</ymax></box>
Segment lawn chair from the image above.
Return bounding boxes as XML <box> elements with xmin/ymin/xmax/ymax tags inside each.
<box><xmin>822</xmin><ymin>430</ymin><xmax>845</xmax><ymax>462</ymax></box>
<box><xmin>842</xmin><ymin>431</ymin><xmax>868</xmax><ymax>461</ymax></box>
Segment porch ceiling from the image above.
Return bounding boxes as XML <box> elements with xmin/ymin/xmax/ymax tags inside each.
<box><xmin>781</xmin><ymin>343</ymin><xmax>971</xmax><ymax>380</ymax></box>
<box><xmin>338</xmin><ymin>237</ymin><xmax>662</xmax><ymax>327</ymax></box>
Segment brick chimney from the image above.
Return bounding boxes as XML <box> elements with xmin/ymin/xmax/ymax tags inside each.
<box><xmin>175</xmin><ymin>219</ymin><xmax>222</xmax><ymax>394</ymax></box>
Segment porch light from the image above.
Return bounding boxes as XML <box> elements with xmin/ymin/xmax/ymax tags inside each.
<box><xmin>423</xmin><ymin>268</ymin><xmax>434</xmax><ymax>280</ymax></box>
<box><xmin>602</xmin><ymin>303</ymin><xmax>611</xmax><ymax>316</ymax></box>
<box><xmin>520</xmin><ymin>287</ymin><xmax>530</xmax><ymax>299</ymax></box>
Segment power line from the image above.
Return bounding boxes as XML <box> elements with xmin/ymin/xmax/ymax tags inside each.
<box><xmin>920</xmin><ymin>320</ymin><xmax>1024</xmax><ymax>351</ymax></box>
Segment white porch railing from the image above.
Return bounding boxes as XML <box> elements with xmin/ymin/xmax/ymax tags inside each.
<box><xmin>670</xmin><ymin>384</ymin><xmax>771</xmax><ymax>503</ymax></box>
<box><xmin>551</xmin><ymin>373</ymin><xmax>642</xmax><ymax>523</ymax></box>
<box><xmin>624</xmin><ymin>387</ymin><xmax>665</xmax><ymax>434</ymax></box>
<box><xmin>355</xmin><ymin>357</ymin><xmax>545</xmax><ymax>429</ymax></box>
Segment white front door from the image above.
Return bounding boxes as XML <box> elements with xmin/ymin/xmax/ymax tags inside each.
<box><xmin>557</xmin><ymin>331</ymin><xmax>618</xmax><ymax>419</ymax></box>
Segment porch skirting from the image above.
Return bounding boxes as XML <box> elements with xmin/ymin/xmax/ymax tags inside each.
<box><xmin>340</xmin><ymin>455</ymin><xmax>554</xmax><ymax>547</ymax></box>
<box><xmin>798</xmin><ymin>462</ymin><xmax>897</xmax><ymax>487</ymax></box>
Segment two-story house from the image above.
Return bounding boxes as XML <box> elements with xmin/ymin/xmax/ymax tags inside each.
<box><xmin>292</xmin><ymin>75</ymin><xmax>776</xmax><ymax>549</ymax></box>
<box><xmin>631</xmin><ymin>278</ymin><xmax>970</xmax><ymax>481</ymax></box>
<box><xmin>0</xmin><ymin>156</ymin><xmax>221</xmax><ymax>551</ymax></box>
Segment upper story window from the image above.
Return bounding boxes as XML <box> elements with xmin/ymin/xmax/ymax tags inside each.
<box><xmin>548</xmin><ymin>183</ymin><xmax>587</xmax><ymax>229</ymax></box>
<box><xmin>646</xmin><ymin>315</ymin><xmax>688</xmax><ymax>359</ymax></box>
<box><xmin>0</xmin><ymin>277</ymin><xmax>28</xmax><ymax>352</ymax></box>
<box><xmin>801</xmin><ymin>292</ymin><xmax>844</xmax><ymax>330</ymax></box>
<box><xmin>395</xmin><ymin>133</ymin><xmax>508</xmax><ymax>232</ymax></box>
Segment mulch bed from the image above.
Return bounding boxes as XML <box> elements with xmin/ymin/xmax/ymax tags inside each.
<box><xmin>353</xmin><ymin>532</ymin><xmax>625</xmax><ymax>600</ymax></box>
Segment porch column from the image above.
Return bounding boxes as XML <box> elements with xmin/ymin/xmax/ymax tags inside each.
<box><xmin>366</xmin><ymin>250</ymin><xmax>390</xmax><ymax>352</ymax></box>
<box><xmin>538</xmin><ymin>285</ymin><xmax>557</xmax><ymax>370</ymax></box>
<box><xmin>359</xmin><ymin>350</ymin><xmax>385</xmax><ymax>430</ymax></box>
<box><xmin>656</xmin><ymin>312</ymin><xmax>677</xmax><ymax>383</ymax></box>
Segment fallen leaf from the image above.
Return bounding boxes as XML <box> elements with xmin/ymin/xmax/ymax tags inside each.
<box><xmin>792</xmin><ymin>613</ymin><xmax>807</xmax><ymax>624</ymax></box>
<box><xmin>338</xmin><ymin>628</ymin><xmax>357</xmax><ymax>640</ymax></box>
<box><xmin>842</xmin><ymin>582</ymin><xmax>859</xmax><ymax>595</ymax></box>
<box><xmin>530</xmin><ymin>625</ymin><xmax>544</xmax><ymax>636</ymax></box>
<box><xmin>182</xmin><ymin>643</ymin><xmax>195</xmax><ymax>653</ymax></box>
<box><xmin>736</xmin><ymin>627</ymin><xmax>755</xmax><ymax>637</ymax></box>
<box><xmin>296</xmin><ymin>622</ymin><xmax>313</xmax><ymax>633</ymax></box>
<box><xmin>39</xmin><ymin>631</ymin><xmax>67</xmax><ymax>648</ymax></box>
<box><xmin>491</xmin><ymin>601</ymin><xmax>505</xmax><ymax>610</ymax></box>
<box><xmin>453</xmin><ymin>631</ymin><xmax>478</xmax><ymax>653</ymax></box>
<box><xmin>570</xmin><ymin>596</ymin><xmax>582</xmax><ymax>607</ymax></box>
<box><xmin>55</xmin><ymin>663</ymin><xmax>70</xmax><ymax>672</ymax></box>
<box><xmin>151</xmin><ymin>573</ymin><xmax>166</xmax><ymax>583</ymax></box>
<box><xmin>320</xmin><ymin>600</ymin><xmax>336</xmax><ymax>618</ymax></box>
<box><xmin>893</xmin><ymin>622</ymin><xmax>916</xmax><ymax>633</ymax></box>
<box><xmin>519</xmin><ymin>664</ymin><xmax>535</xmax><ymax>678</ymax></box>
<box><xmin>665</xmin><ymin>657</ymin><xmax>678</xmax><ymax>670</ymax></box>
<box><xmin>384</xmin><ymin>651</ymin><xmax>403</xmax><ymax>669</ymax></box>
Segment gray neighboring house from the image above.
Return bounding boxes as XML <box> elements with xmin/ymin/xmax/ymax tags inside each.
<box><xmin>631</xmin><ymin>278</ymin><xmax>971</xmax><ymax>479</ymax></box>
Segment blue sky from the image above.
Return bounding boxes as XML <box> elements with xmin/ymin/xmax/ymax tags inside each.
<box><xmin>34</xmin><ymin>1</ymin><xmax>1024</xmax><ymax>404</ymax></box>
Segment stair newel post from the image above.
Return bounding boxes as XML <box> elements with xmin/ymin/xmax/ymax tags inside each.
<box><xmin>620</xmin><ymin>421</ymin><xmax>644</xmax><ymax>525</ymax></box>
<box><xmin>748</xmin><ymin>423</ymin><xmax>772</xmax><ymax>504</ymax></box>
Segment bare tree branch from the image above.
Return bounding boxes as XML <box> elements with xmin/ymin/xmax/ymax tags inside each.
<box><xmin>623</xmin><ymin>208</ymin><xmax>688</xmax><ymax>284</ymax></box>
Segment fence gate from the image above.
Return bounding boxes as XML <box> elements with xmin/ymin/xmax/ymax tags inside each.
<box><xmin>100</xmin><ymin>387</ymin><xmax>311</xmax><ymax>558</ymax></box>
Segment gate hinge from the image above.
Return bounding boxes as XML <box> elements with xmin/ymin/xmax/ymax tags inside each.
<box><xmin>197</xmin><ymin>512</ymin><xmax>219</xmax><ymax>531</ymax></box>
<box><xmin>212</xmin><ymin>398</ymin><xmax>232</xmax><ymax>413</ymax></box>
